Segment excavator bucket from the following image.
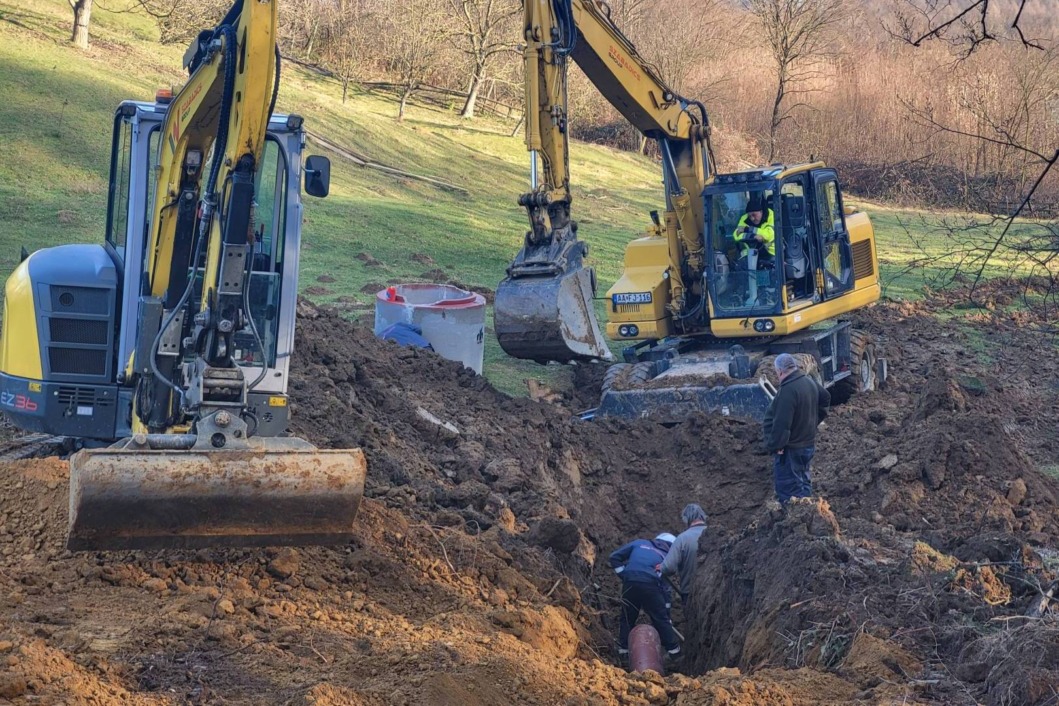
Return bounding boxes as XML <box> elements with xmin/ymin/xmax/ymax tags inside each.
<box><xmin>495</xmin><ymin>267</ymin><xmax>612</xmax><ymax>363</ymax></box>
<box><xmin>67</xmin><ymin>437</ymin><xmax>365</xmax><ymax>551</ymax></box>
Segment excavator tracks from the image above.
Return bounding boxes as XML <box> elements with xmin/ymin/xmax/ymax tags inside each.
<box><xmin>0</xmin><ymin>433</ymin><xmax>67</xmax><ymax>463</ymax></box>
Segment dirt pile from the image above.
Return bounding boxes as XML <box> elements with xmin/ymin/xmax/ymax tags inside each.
<box><xmin>0</xmin><ymin>457</ymin><xmax>850</xmax><ymax>705</ymax></box>
<box><xmin>288</xmin><ymin>300</ymin><xmax>768</xmax><ymax>551</ymax></box>
<box><xmin>0</xmin><ymin>300</ymin><xmax>830</xmax><ymax>705</ymax></box>
<box><xmin>1</xmin><ymin>291</ymin><xmax>1059</xmax><ymax>704</ymax></box>
<box><xmin>682</xmin><ymin>293</ymin><xmax>1059</xmax><ymax>705</ymax></box>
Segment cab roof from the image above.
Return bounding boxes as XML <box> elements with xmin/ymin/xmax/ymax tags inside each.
<box><xmin>713</xmin><ymin>161</ymin><xmax>827</xmax><ymax>185</ymax></box>
<box><xmin>118</xmin><ymin>99</ymin><xmax>299</xmax><ymax>133</ymax></box>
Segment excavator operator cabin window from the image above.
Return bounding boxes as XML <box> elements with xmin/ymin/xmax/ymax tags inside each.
<box><xmin>817</xmin><ymin>180</ymin><xmax>844</xmax><ymax>237</ymax></box>
<box><xmin>105</xmin><ymin>117</ymin><xmax>134</xmax><ymax>261</ymax></box>
<box><xmin>253</xmin><ymin>138</ymin><xmax>287</xmax><ymax>272</ymax></box>
<box><xmin>232</xmin><ymin>137</ymin><xmax>287</xmax><ymax>372</ymax></box>
<box><xmin>706</xmin><ymin>187</ymin><xmax>780</xmax><ymax>315</ymax></box>
<box><xmin>780</xmin><ymin>180</ymin><xmax>813</xmax><ymax>302</ymax></box>
<box><xmin>815</xmin><ymin>178</ymin><xmax>853</xmax><ymax>296</ymax></box>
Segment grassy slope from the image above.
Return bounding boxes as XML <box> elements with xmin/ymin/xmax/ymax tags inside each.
<box><xmin>0</xmin><ymin>0</ymin><xmax>1000</xmax><ymax>396</ymax></box>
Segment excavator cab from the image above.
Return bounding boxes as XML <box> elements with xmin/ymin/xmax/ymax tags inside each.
<box><xmin>0</xmin><ymin>95</ymin><xmax>366</xmax><ymax>550</ymax></box>
<box><xmin>596</xmin><ymin>163</ymin><xmax>884</xmax><ymax>422</ymax></box>
<box><xmin>702</xmin><ymin>164</ymin><xmax>866</xmax><ymax>333</ymax></box>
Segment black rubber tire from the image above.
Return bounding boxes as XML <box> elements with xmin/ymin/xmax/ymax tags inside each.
<box><xmin>834</xmin><ymin>329</ymin><xmax>877</xmax><ymax>401</ymax></box>
<box><xmin>600</xmin><ymin>363</ymin><xmax>632</xmax><ymax>398</ymax></box>
<box><xmin>600</xmin><ymin>361</ymin><xmax>656</xmax><ymax>400</ymax></box>
<box><xmin>627</xmin><ymin>361</ymin><xmax>655</xmax><ymax>386</ymax></box>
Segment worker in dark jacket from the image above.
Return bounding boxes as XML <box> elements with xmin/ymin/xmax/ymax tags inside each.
<box><xmin>610</xmin><ymin>533</ymin><xmax>681</xmax><ymax>660</ymax></box>
<box><xmin>762</xmin><ymin>353</ymin><xmax>830</xmax><ymax>503</ymax></box>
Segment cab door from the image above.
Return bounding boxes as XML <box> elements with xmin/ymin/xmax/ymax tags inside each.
<box><xmin>810</xmin><ymin>168</ymin><xmax>854</xmax><ymax>299</ymax></box>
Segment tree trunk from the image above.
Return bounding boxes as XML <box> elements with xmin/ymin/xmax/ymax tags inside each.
<box><xmin>342</xmin><ymin>76</ymin><xmax>350</xmax><ymax>104</ymax></box>
<box><xmin>510</xmin><ymin>112</ymin><xmax>525</xmax><ymax>138</ymax></box>
<box><xmin>71</xmin><ymin>0</ymin><xmax>92</xmax><ymax>50</ymax></box>
<box><xmin>768</xmin><ymin>79</ymin><xmax>785</xmax><ymax>163</ymax></box>
<box><xmin>460</xmin><ymin>67</ymin><xmax>484</xmax><ymax>119</ymax></box>
<box><xmin>398</xmin><ymin>86</ymin><xmax>412</xmax><ymax>121</ymax></box>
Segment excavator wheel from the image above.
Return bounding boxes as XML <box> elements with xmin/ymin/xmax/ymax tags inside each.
<box><xmin>834</xmin><ymin>329</ymin><xmax>877</xmax><ymax>401</ymax></box>
<box><xmin>754</xmin><ymin>355</ymin><xmax>780</xmax><ymax>387</ymax></box>
<box><xmin>600</xmin><ymin>363</ymin><xmax>631</xmax><ymax>397</ymax></box>
<box><xmin>756</xmin><ymin>354</ymin><xmax>821</xmax><ymax>387</ymax></box>
<box><xmin>599</xmin><ymin>361</ymin><xmax>655</xmax><ymax>399</ymax></box>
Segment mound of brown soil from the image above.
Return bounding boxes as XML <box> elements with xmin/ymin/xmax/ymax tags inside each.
<box><xmin>288</xmin><ymin>301</ymin><xmax>766</xmax><ymax>549</ymax></box>
<box><xmin>2</xmin><ymin>290</ymin><xmax>1059</xmax><ymax>704</ymax></box>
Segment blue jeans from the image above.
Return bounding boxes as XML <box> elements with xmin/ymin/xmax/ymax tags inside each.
<box><xmin>773</xmin><ymin>446</ymin><xmax>814</xmax><ymax>504</ymax></box>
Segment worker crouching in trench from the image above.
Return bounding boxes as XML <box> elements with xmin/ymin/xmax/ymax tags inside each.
<box><xmin>609</xmin><ymin>533</ymin><xmax>681</xmax><ymax>662</ymax></box>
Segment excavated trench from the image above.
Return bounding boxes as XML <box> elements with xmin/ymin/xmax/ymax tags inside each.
<box><xmin>1</xmin><ymin>288</ymin><xmax>1058</xmax><ymax>704</ymax></box>
<box><xmin>290</xmin><ymin>295</ymin><xmax>1059</xmax><ymax>702</ymax></box>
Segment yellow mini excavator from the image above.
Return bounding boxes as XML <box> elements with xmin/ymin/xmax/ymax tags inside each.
<box><xmin>495</xmin><ymin>0</ymin><xmax>886</xmax><ymax>421</ymax></box>
<box><xmin>0</xmin><ymin>0</ymin><xmax>365</xmax><ymax>549</ymax></box>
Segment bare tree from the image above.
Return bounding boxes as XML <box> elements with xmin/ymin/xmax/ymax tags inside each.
<box><xmin>70</xmin><ymin>0</ymin><xmax>92</xmax><ymax>49</ymax></box>
<box><xmin>889</xmin><ymin>0</ymin><xmax>1045</xmax><ymax>56</ymax></box>
<box><xmin>384</xmin><ymin>0</ymin><xmax>447</xmax><ymax>120</ymax></box>
<box><xmin>446</xmin><ymin>0</ymin><xmax>520</xmax><ymax>118</ymax></box>
<box><xmin>317</xmin><ymin>1</ymin><xmax>381</xmax><ymax>103</ymax></box>
<box><xmin>327</xmin><ymin>26</ymin><xmax>362</xmax><ymax>103</ymax></box>
<box><xmin>745</xmin><ymin>0</ymin><xmax>848</xmax><ymax>161</ymax></box>
<box><xmin>132</xmin><ymin>0</ymin><xmax>228</xmax><ymax>44</ymax></box>
<box><xmin>627</xmin><ymin>0</ymin><xmax>731</xmax><ymax>94</ymax></box>
<box><xmin>888</xmin><ymin>0</ymin><xmax>1058</xmax><ymax>312</ymax></box>
<box><xmin>279</xmin><ymin>0</ymin><xmax>329</xmax><ymax>61</ymax></box>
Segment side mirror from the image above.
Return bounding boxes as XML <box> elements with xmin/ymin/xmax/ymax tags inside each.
<box><xmin>304</xmin><ymin>155</ymin><xmax>330</xmax><ymax>198</ymax></box>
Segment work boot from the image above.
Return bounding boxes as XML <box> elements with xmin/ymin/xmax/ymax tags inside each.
<box><xmin>617</xmin><ymin>648</ymin><xmax>630</xmax><ymax>667</ymax></box>
<box><xmin>665</xmin><ymin>646</ymin><xmax>681</xmax><ymax>661</ymax></box>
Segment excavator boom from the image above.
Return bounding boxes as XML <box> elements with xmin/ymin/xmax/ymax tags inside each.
<box><xmin>495</xmin><ymin>0</ymin><xmax>714</xmax><ymax>363</ymax></box>
<box><xmin>66</xmin><ymin>0</ymin><xmax>365</xmax><ymax>551</ymax></box>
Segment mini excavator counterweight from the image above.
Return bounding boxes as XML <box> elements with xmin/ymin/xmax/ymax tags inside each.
<box><xmin>0</xmin><ymin>0</ymin><xmax>365</xmax><ymax>550</ymax></box>
<box><xmin>495</xmin><ymin>0</ymin><xmax>886</xmax><ymax>420</ymax></box>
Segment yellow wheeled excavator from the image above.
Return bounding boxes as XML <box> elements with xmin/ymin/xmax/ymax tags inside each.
<box><xmin>495</xmin><ymin>0</ymin><xmax>886</xmax><ymax>421</ymax></box>
<box><xmin>0</xmin><ymin>0</ymin><xmax>365</xmax><ymax>549</ymax></box>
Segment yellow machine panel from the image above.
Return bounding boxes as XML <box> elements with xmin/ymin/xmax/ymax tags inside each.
<box><xmin>0</xmin><ymin>258</ymin><xmax>42</xmax><ymax>380</ymax></box>
<box><xmin>605</xmin><ymin>235</ymin><xmax>672</xmax><ymax>340</ymax></box>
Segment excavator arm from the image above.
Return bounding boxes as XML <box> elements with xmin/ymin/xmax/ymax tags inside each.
<box><xmin>138</xmin><ymin>0</ymin><xmax>278</xmax><ymax>432</ymax></box>
<box><xmin>67</xmin><ymin>0</ymin><xmax>366</xmax><ymax>551</ymax></box>
<box><xmin>495</xmin><ymin>0</ymin><xmax>716</xmax><ymax>363</ymax></box>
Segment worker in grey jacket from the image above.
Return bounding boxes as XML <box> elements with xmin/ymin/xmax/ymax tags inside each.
<box><xmin>660</xmin><ymin>503</ymin><xmax>707</xmax><ymax>603</ymax></box>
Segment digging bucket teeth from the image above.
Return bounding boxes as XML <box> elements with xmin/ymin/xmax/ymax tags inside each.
<box><xmin>67</xmin><ymin>436</ymin><xmax>366</xmax><ymax>551</ymax></box>
<box><xmin>597</xmin><ymin>382</ymin><xmax>773</xmax><ymax>423</ymax></box>
<box><xmin>494</xmin><ymin>267</ymin><xmax>612</xmax><ymax>363</ymax></box>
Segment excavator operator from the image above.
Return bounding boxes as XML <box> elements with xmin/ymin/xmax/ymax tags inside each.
<box><xmin>732</xmin><ymin>192</ymin><xmax>776</xmax><ymax>270</ymax></box>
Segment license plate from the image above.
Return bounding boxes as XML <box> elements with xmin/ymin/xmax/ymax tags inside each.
<box><xmin>613</xmin><ymin>292</ymin><xmax>652</xmax><ymax>304</ymax></box>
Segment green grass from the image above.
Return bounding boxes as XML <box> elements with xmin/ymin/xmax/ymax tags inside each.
<box><xmin>851</xmin><ymin>200</ymin><xmax>1041</xmax><ymax>302</ymax></box>
<box><xmin>0</xmin><ymin>0</ymin><xmax>1035</xmax><ymax>397</ymax></box>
